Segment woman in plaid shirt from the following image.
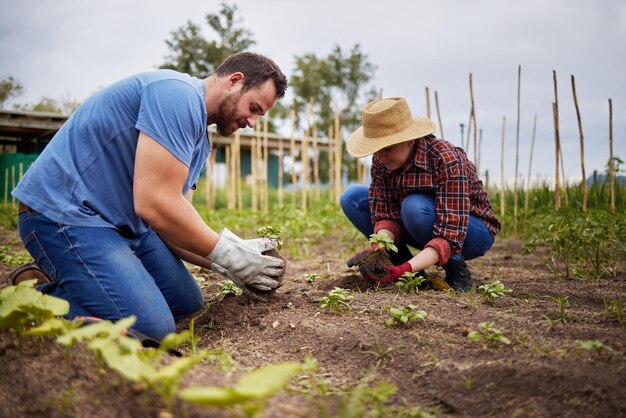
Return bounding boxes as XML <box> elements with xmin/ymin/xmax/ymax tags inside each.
<box><xmin>341</xmin><ymin>97</ymin><xmax>500</xmax><ymax>291</ymax></box>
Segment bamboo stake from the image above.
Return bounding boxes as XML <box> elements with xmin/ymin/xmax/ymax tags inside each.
<box><xmin>553</xmin><ymin>102</ymin><xmax>561</xmax><ymax>209</ymax></box>
<box><xmin>313</xmin><ymin>123</ymin><xmax>320</xmax><ymax>200</ymax></box>
<box><xmin>263</xmin><ymin>115</ymin><xmax>269</xmax><ymax>214</ymax></box>
<box><xmin>524</xmin><ymin>114</ymin><xmax>538</xmax><ymax>213</ymax></box>
<box><xmin>235</xmin><ymin>131</ymin><xmax>242</xmax><ymax>210</ymax></box>
<box><xmin>425</xmin><ymin>86</ymin><xmax>431</xmax><ymax>119</ymax></box>
<box><xmin>11</xmin><ymin>165</ymin><xmax>15</xmax><ymax>206</ymax></box>
<box><xmin>290</xmin><ymin>110</ymin><xmax>297</xmax><ymax>208</ymax></box>
<box><xmin>609</xmin><ymin>99</ymin><xmax>615</xmax><ymax>211</ymax></box>
<box><xmin>469</xmin><ymin>74</ymin><xmax>478</xmax><ymax>167</ymax></box>
<box><xmin>328</xmin><ymin>125</ymin><xmax>334</xmax><ymax>199</ymax></box>
<box><xmin>500</xmin><ymin>116</ymin><xmax>506</xmax><ymax>218</ymax></box>
<box><xmin>334</xmin><ymin>108</ymin><xmax>342</xmax><ymax>204</ymax></box>
<box><xmin>552</xmin><ymin>71</ymin><xmax>561</xmax><ymax>209</ymax></box>
<box><xmin>4</xmin><ymin>168</ymin><xmax>8</xmax><ymax>204</ymax></box>
<box><xmin>571</xmin><ymin>75</ymin><xmax>587</xmax><ymax>212</ymax></box>
<box><xmin>513</xmin><ymin>65</ymin><xmax>521</xmax><ymax>235</ymax></box>
<box><xmin>560</xmin><ymin>142</ymin><xmax>569</xmax><ymax>206</ymax></box>
<box><xmin>225</xmin><ymin>145</ymin><xmax>233</xmax><ymax>209</ymax></box>
<box><xmin>278</xmin><ymin>137</ymin><xmax>284</xmax><ymax>208</ymax></box>
<box><xmin>434</xmin><ymin>90</ymin><xmax>444</xmax><ymax>140</ymax></box>
<box><xmin>251</xmin><ymin>123</ymin><xmax>259</xmax><ymax>211</ymax></box>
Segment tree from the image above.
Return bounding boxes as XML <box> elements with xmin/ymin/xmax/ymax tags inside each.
<box><xmin>160</xmin><ymin>2</ymin><xmax>256</xmax><ymax>78</ymax></box>
<box><xmin>0</xmin><ymin>76</ymin><xmax>24</xmax><ymax>109</ymax></box>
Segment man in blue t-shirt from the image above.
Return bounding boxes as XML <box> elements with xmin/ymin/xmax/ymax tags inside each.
<box><xmin>10</xmin><ymin>52</ymin><xmax>288</xmax><ymax>340</ymax></box>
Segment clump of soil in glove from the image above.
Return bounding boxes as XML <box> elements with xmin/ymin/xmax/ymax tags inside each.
<box><xmin>358</xmin><ymin>250</ymin><xmax>393</xmax><ymax>280</ymax></box>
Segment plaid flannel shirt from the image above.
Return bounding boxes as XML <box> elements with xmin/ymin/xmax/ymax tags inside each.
<box><xmin>369</xmin><ymin>135</ymin><xmax>500</xmax><ymax>261</ymax></box>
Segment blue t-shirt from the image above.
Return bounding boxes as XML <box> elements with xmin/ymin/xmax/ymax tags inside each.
<box><xmin>13</xmin><ymin>70</ymin><xmax>211</xmax><ymax>235</ymax></box>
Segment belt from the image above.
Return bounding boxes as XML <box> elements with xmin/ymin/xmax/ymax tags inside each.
<box><xmin>18</xmin><ymin>201</ymin><xmax>31</xmax><ymax>213</ymax></box>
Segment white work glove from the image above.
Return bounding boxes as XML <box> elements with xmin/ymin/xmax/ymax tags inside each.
<box><xmin>207</xmin><ymin>228</ymin><xmax>285</xmax><ymax>292</ymax></box>
<box><xmin>220</xmin><ymin>228</ymin><xmax>278</xmax><ymax>254</ymax></box>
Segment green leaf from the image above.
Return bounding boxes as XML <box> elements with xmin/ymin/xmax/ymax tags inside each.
<box><xmin>236</xmin><ymin>362</ymin><xmax>301</xmax><ymax>398</ymax></box>
<box><xmin>179</xmin><ymin>386</ymin><xmax>248</xmax><ymax>407</ymax></box>
<box><xmin>23</xmin><ymin>318</ymin><xmax>71</xmax><ymax>336</ymax></box>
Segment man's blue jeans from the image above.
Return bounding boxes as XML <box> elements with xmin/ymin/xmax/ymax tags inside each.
<box><xmin>18</xmin><ymin>208</ymin><xmax>204</xmax><ymax>341</ymax></box>
<box><xmin>340</xmin><ymin>185</ymin><xmax>494</xmax><ymax>264</ymax></box>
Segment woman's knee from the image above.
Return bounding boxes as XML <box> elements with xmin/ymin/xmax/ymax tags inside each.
<box><xmin>400</xmin><ymin>194</ymin><xmax>436</xmax><ymax>229</ymax></box>
<box><xmin>135</xmin><ymin>311</ymin><xmax>177</xmax><ymax>342</ymax></box>
<box><xmin>340</xmin><ymin>184</ymin><xmax>368</xmax><ymax>212</ymax></box>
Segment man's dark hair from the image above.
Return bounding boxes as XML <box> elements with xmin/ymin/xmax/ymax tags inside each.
<box><xmin>214</xmin><ymin>52</ymin><xmax>288</xmax><ymax>99</ymax></box>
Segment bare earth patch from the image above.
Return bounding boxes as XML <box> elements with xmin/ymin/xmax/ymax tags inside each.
<box><xmin>1</xmin><ymin>228</ymin><xmax>625</xmax><ymax>417</ymax></box>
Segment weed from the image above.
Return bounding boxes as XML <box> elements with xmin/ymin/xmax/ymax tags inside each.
<box><xmin>603</xmin><ymin>296</ymin><xmax>625</xmax><ymax>327</ymax></box>
<box><xmin>395</xmin><ymin>272</ymin><xmax>427</xmax><ymax>294</ymax></box>
<box><xmin>575</xmin><ymin>340</ymin><xmax>613</xmax><ymax>353</ymax></box>
<box><xmin>216</xmin><ymin>280</ymin><xmax>243</xmax><ymax>299</ymax></box>
<box><xmin>462</xmin><ymin>375</ymin><xmax>473</xmax><ymax>391</ymax></box>
<box><xmin>467</xmin><ymin>322</ymin><xmax>511</xmax><ymax>346</ymax></box>
<box><xmin>320</xmin><ymin>288</ymin><xmax>354</xmax><ymax>313</ymax></box>
<box><xmin>544</xmin><ymin>295</ymin><xmax>577</xmax><ymax>324</ymax></box>
<box><xmin>304</xmin><ymin>273</ymin><xmax>322</xmax><ymax>284</ymax></box>
<box><xmin>477</xmin><ymin>280</ymin><xmax>511</xmax><ymax>304</ymax></box>
<box><xmin>363</xmin><ymin>334</ymin><xmax>394</xmax><ymax>369</ymax></box>
<box><xmin>385</xmin><ymin>305</ymin><xmax>427</xmax><ymax>328</ymax></box>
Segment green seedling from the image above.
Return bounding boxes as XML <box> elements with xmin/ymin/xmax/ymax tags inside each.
<box><xmin>303</xmin><ymin>273</ymin><xmax>322</xmax><ymax>284</ymax></box>
<box><xmin>320</xmin><ymin>288</ymin><xmax>354</xmax><ymax>313</ymax></box>
<box><xmin>256</xmin><ymin>225</ymin><xmax>283</xmax><ymax>250</ymax></box>
<box><xmin>395</xmin><ymin>271</ymin><xmax>427</xmax><ymax>294</ymax></box>
<box><xmin>467</xmin><ymin>322</ymin><xmax>511</xmax><ymax>346</ymax></box>
<box><xmin>0</xmin><ymin>245</ymin><xmax>33</xmax><ymax>267</ymax></box>
<box><xmin>575</xmin><ymin>340</ymin><xmax>613</xmax><ymax>353</ymax></box>
<box><xmin>477</xmin><ymin>280</ymin><xmax>511</xmax><ymax>304</ymax></box>
<box><xmin>544</xmin><ymin>295</ymin><xmax>576</xmax><ymax>324</ymax></box>
<box><xmin>385</xmin><ymin>305</ymin><xmax>427</xmax><ymax>328</ymax></box>
<box><xmin>179</xmin><ymin>361</ymin><xmax>301</xmax><ymax>417</ymax></box>
<box><xmin>368</xmin><ymin>233</ymin><xmax>398</xmax><ymax>254</ymax></box>
<box><xmin>604</xmin><ymin>296</ymin><xmax>624</xmax><ymax>327</ymax></box>
<box><xmin>216</xmin><ymin>280</ymin><xmax>243</xmax><ymax>299</ymax></box>
<box><xmin>363</xmin><ymin>334</ymin><xmax>394</xmax><ymax>368</ymax></box>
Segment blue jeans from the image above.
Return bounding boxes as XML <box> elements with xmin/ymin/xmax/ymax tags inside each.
<box><xmin>18</xmin><ymin>208</ymin><xmax>204</xmax><ymax>341</ymax></box>
<box><xmin>340</xmin><ymin>185</ymin><xmax>494</xmax><ymax>263</ymax></box>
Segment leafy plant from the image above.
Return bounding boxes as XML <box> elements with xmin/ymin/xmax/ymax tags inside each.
<box><xmin>603</xmin><ymin>296</ymin><xmax>624</xmax><ymax>327</ymax></box>
<box><xmin>477</xmin><ymin>280</ymin><xmax>511</xmax><ymax>304</ymax></box>
<box><xmin>304</xmin><ymin>273</ymin><xmax>322</xmax><ymax>284</ymax></box>
<box><xmin>368</xmin><ymin>233</ymin><xmax>398</xmax><ymax>254</ymax></box>
<box><xmin>467</xmin><ymin>322</ymin><xmax>511</xmax><ymax>346</ymax></box>
<box><xmin>320</xmin><ymin>288</ymin><xmax>355</xmax><ymax>313</ymax></box>
<box><xmin>256</xmin><ymin>225</ymin><xmax>283</xmax><ymax>250</ymax></box>
<box><xmin>0</xmin><ymin>245</ymin><xmax>33</xmax><ymax>267</ymax></box>
<box><xmin>179</xmin><ymin>362</ymin><xmax>302</xmax><ymax>417</ymax></box>
<box><xmin>544</xmin><ymin>295</ymin><xmax>576</xmax><ymax>324</ymax></box>
<box><xmin>395</xmin><ymin>271</ymin><xmax>426</xmax><ymax>294</ymax></box>
<box><xmin>385</xmin><ymin>305</ymin><xmax>427</xmax><ymax>328</ymax></box>
<box><xmin>575</xmin><ymin>340</ymin><xmax>613</xmax><ymax>353</ymax></box>
<box><xmin>217</xmin><ymin>280</ymin><xmax>243</xmax><ymax>299</ymax></box>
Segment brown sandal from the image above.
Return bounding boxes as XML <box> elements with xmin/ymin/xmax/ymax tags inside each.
<box><xmin>9</xmin><ymin>263</ymin><xmax>51</xmax><ymax>286</ymax></box>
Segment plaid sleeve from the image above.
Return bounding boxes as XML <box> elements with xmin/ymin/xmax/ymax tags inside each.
<box><xmin>433</xmin><ymin>156</ymin><xmax>470</xmax><ymax>256</ymax></box>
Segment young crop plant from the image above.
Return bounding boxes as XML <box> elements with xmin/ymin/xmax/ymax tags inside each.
<box><xmin>604</xmin><ymin>296</ymin><xmax>624</xmax><ymax>327</ymax></box>
<box><xmin>368</xmin><ymin>233</ymin><xmax>398</xmax><ymax>254</ymax></box>
<box><xmin>575</xmin><ymin>340</ymin><xmax>613</xmax><ymax>353</ymax></box>
<box><xmin>385</xmin><ymin>305</ymin><xmax>428</xmax><ymax>328</ymax></box>
<box><xmin>395</xmin><ymin>271</ymin><xmax>427</xmax><ymax>294</ymax></box>
<box><xmin>217</xmin><ymin>280</ymin><xmax>243</xmax><ymax>299</ymax></box>
<box><xmin>320</xmin><ymin>288</ymin><xmax>354</xmax><ymax>313</ymax></box>
<box><xmin>303</xmin><ymin>273</ymin><xmax>322</xmax><ymax>284</ymax></box>
<box><xmin>477</xmin><ymin>280</ymin><xmax>511</xmax><ymax>304</ymax></box>
<box><xmin>467</xmin><ymin>322</ymin><xmax>511</xmax><ymax>346</ymax></box>
<box><xmin>0</xmin><ymin>245</ymin><xmax>33</xmax><ymax>267</ymax></box>
<box><xmin>544</xmin><ymin>295</ymin><xmax>577</xmax><ymax>325</ymax></box>
<box><xmin>256</xmin><ymin>225</ymin><xmax>283</xmax><ymax>250</ymax></box>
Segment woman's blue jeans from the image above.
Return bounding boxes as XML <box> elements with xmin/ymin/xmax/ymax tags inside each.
<box><xmin>18</xmin><ymin>208</ymin><xmax>204</xmax><ymax>341</ymax></box>
<box><xmin>340</xmin><ymin>185</ymin><xmax>494</xmax><ymax>263</ymax></box>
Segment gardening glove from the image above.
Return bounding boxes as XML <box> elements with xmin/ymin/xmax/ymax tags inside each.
<box><xmin>346</xmin><ymin>243</ymin><xmax>380</xmax><ymax>267</ymax></box>
<box><xmin>209</xmin><ymin>261</ymin><xmax>248</xmax><ymax>290</ymax></box>
<box><xmin>207</xmin><ymin>228</ymin><xmax>285</xmax><ymax>292</ymax></box>
<box><xmin>361</xmin><ymin>262</ymin><xmax>413</xmax><ymax>285</ymax></box>
<box><xmin>220</xmin><ymin>228</ymin><xmax>278</xmax><ymax>253</ymax></box>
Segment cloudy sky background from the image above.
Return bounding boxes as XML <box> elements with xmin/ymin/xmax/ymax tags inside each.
<box><xmin>1</xmin><ymin>0</ymin><xmax>624</xmax><ymax>185</ymax></box>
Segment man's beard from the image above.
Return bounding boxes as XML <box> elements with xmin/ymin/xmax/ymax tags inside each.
<box><xmin>215</xmin><ymin>90</ymin><xmax>244</xmax><ymax>137</ymax></box>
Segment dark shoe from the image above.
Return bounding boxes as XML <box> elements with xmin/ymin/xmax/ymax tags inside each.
<box><xmin>10</xmin><ymin>263</ymin><xmax>51</xmax><ymax>286</ymax></box>
<box><xmin>443</xmin><ymin>258</ymin><xmax>474</xmax><ymax>292</ymax></box>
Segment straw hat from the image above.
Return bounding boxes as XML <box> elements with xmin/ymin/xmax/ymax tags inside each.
<box><xmin>347</xmin><ymin>97</ymin><xmax>436</xmax><ymax>157</ymax></box>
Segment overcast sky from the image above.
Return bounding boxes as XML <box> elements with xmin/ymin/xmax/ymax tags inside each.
<box><xmin>1</xmin><ymin>0</ymin><xmax>624</xmax><ymax>184</ymax></box>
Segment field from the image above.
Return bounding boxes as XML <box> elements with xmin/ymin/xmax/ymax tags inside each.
<box><xmin>0</xmin><ymin>201</ymin><xmax>625</xmax><ymax>417</ymax></box>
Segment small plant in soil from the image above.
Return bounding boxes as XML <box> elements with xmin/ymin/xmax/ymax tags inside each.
<box><xmin>385</xmin><ymin>304</ymin><xmax>427</xmax><ymax>328</ymax></box>
<box><xmin>368</xmin><ymin>233</ymin><xmax>398</xmax><ymax>254</ymax></box>
<box><xmin>477</xmin><ymin>280</ymin><xmax>511</xmax><ymax>304</ymax></box>
<box><xmin>575</xmin><ymin>340</ymin><xmax>613</xmax><ymax>353</ymax></box>
<box><xmin>303</xmin><ymin>273</ymin><xmax>322</xmax><ymax>284</ymax></box>
<box><xmin>257</xmin><ymin>225</ymin><xmax>283</xmax><ymax>250</ymax></box>
<box><xmin>395</xmin><ymin>271</ymin><xmax>427</xmax><ymax>294</ymax></box>
<box><xmin>320</xmin><ymin>288</ymin><xmax>354</xmax><ymax>313</ymax></box>
<box><xmin>544</xmin><ymin>295</ymin><xmax>576</xmax><ymax>324</ymax></box>
<box><xmin>467</xmin><ymin>322</ymin><xmax>511</xmax><ymax>346</ymax></box>
<box><xmin>603</xmin><ymin>296</ymin><xmax>624</xmax><ymax>327</ymax></box>
<box><xmin>217</xmin><ymin>280</ymin><xmax>243</xmax><ymax>299</ymax></box>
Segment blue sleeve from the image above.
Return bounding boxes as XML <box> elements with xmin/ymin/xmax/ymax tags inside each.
<box><xmin>135</xmin><ymin>79</ymin><xmax>205</xmax><ymax>167</ymax></box>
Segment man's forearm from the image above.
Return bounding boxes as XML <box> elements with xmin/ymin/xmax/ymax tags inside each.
<box><xmin>159</xmin><ymin>234</ymin><xmax>213</xmax><ymax>269</ymax></box>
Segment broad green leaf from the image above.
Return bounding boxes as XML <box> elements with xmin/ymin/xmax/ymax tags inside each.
<box><xmin>235</xmin><ymin>362</ymin><xmax>301</xmax><ymax>398</ymax></box>
<box><xmin>179</xmin><ymin>386</ymin><xmax>249</xmax><ymax>406</ymax></box>
<box><xmin>89</xmin><ymin>336</ymin><xmax>156</xmax><ymax>382</ymax></box>
<box><xmin>24</xmin><ymin>318</ymin><xmax>70</xmax><ymax>336</ymax></box>
<box><xmin>154</xmin><ymin>353</ymin><xmax>205</xmax><ymax>384</ymax></box>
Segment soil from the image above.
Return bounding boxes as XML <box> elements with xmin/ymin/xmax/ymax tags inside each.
<box><xmin>1</xmin><ymin>228</ymin><xmax>625</xmax><ymax>418</ymax></box>
<box><xmin>359</xmin><ymin>249</ymin><xmax>393</xmax><ymax>279</ymax></box>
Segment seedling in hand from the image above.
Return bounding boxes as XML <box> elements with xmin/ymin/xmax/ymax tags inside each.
<box><xmin>368</xmin><ymin>233</ymin><xmax>398</xmax><ymax>254</ymax></box>
<box><xmin>385</xmin><ymin>305</ymin><xmax>427</xmax><ymax>328</ymax></box>
<box><xmin>320</xmin><ymin>288</ymin><xmax>354</xmax><ymax>313</ymax></box>
<box><xmin>257</xmin><ymin>225</ymin><xmax>284</xmax><ymax>250</ymax></box>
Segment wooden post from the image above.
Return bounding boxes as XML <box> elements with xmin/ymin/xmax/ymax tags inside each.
<box><xmin>609</xmin><ymin>99</ymin><xmax>615</xmax><ymax>211</ymax></box>
<box><xmin>251</xmin><ymin>123</ymin><xmax>259</xmax><ymax>211</ymax></box>
<box><xmin>4</xmin><ymin>168</ymin><xmax>8</xmax><ymax>204</ymax></box>
<box><xmin>524</xmin><ymin>114</ymin><xmax>538</xmax><ymax>213</ymax></box>
<box><xmin>425</xmin><ymin>86</ymin><xmax>431</xmax><ymax>119</ymax></box>
<box><xmin>225</xmin><ymin>145</ymin><xmax>233</xmax><ymax>209</ymax></box>
<box><xmin>513</xmin><ymin>65</ymin><xmax>521</xmax><ymax>235</ymax></box>
<box><xmin>312</xmin><ymin>123</ymin><xmax>320</xmax><ymax>200</ymax></box>
<box><xmin>553</xmin><ymin>102</ymin><xmax>561</xmax><ymax>209</ymax></box>
<box><xmin>235</xmin><ymin>131</ymin><xmax>242</xmax><ymax>210</ymax></box>
<box><xmin>434</xmin><ymin>90</ymin><xmax>444</xmax><ymax>140</ymax></box>
<box><xmin>11</xmin><ymin>165</ymin><xmax>15</xmax><ymax>206</ymax></box>
<box><xmin>278</xmin><ymin>136</ymin><xmax>284</xmax><ymax>208</ymax></box>
<box><xmin>290</xmin><ymin>110</ymin><xmax>297</xmax><ymax>208</ymax></box>
<box><xmin>571</xmin><ymin>75</ymin><xmax>587</xmax><ymax>212</ymax></box>
<box><xmin>263</xmin><ymin>115</ymin><xmax>269</xmax><ymax>214</ymax></box>
<box><xmin>500</xmin><ymin>116</ymin><xmax>506</xmax><ymax>218</ymax></box>
<box><xmin>334</xmin><ymin>109</ymin><xmax>342</xmax><ymax>204</ymax></box>
<box><xmin>328</xmin><ymin>125</ymin><xmax>334</xmax><ymax>200</ymax></box>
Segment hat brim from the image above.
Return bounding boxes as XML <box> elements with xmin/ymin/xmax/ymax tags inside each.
<box><xmin>347</xmin><ymin>116</ymin><xmax>436</xmax><ymax>157</ymax></box>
